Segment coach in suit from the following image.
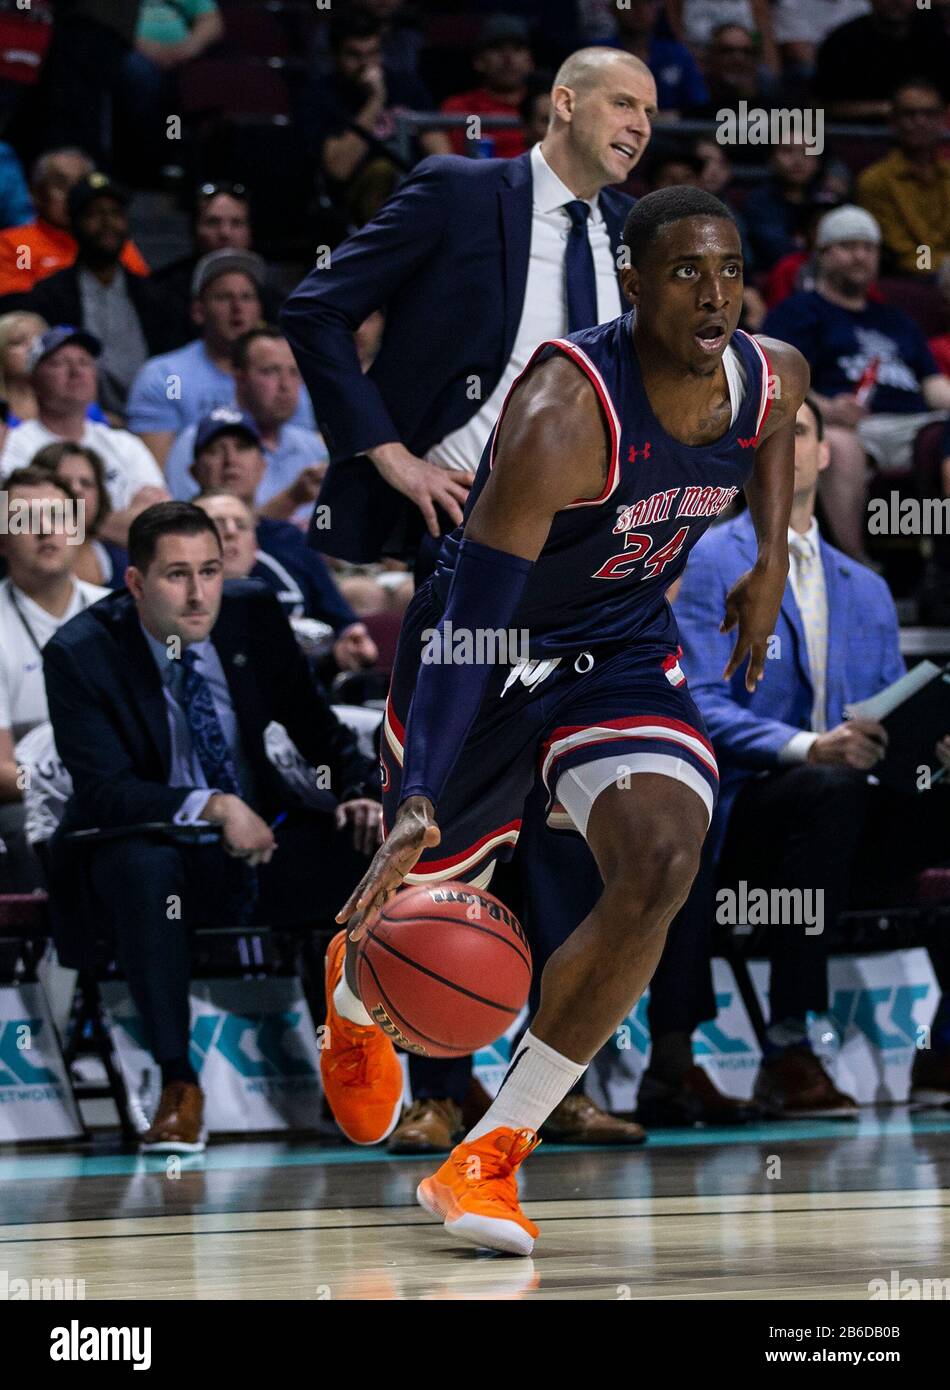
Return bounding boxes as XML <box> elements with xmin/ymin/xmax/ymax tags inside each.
<box><xmin>282</xmin><ymin>46</ymin><xmax>657</xmax><ymax>1151</ymax></box>
<box><xmin>44</xmin><ymin>502</ymin><xmax>381</xmax><ymax>1152</ymax></box>
<box><xmin>281</xmin><ymin>45</ymin><xmax>655</xmax><ymax>565</ymax></box>
<box><xmin>650</xmin><ymin>397</ymin><xmax>950</xmax><ymax>1121</ymax></box>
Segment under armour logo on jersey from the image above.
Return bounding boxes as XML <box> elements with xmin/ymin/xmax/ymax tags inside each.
<box><xmin>628</xmin><ymin>441</ymin><xmax>652</xmax><ymax>463</ymax></box>
<box><xmin>738</xmin><ymin>436</ymin><xmax>758</xmax><ymax>449</ymax></box>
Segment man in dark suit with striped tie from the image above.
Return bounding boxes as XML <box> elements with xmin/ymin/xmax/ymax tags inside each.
<box><xmin>283</xmin><ymin>46</ymin><xmax>658</xmax><ymax>1150</ymax></box>
<box><xmin>43</xmin><ymin>503</ymin><xmax>381</xmax><ymax>1153</ymax></box>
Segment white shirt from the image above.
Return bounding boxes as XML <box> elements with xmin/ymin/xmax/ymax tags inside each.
<box><xmin>779</xmin><ymin>518</ymin><xmax>828</xmax><ymax>764</ymax></box>
<box><xmin>0</xmin><ymin>576</ymin><xmax>108</xmax><ymax>742</ymax></box>
<box><xmin>0</xmin><ymin>419</ymin><xmax>165</xmax><ymax>512</ymax></box>
<box><xmin>427</xmin><ymin>143</ymin><xmax>623</xmax><ymax>472</ymax></box>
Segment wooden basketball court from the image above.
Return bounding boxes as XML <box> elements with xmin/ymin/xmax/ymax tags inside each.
<box><xmin>2</xmin><ymin>1113</ymin><xmax>948</xmax><ymax>1300</ymax></box>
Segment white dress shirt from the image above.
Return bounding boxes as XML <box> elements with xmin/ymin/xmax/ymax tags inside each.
<box><xmin>427</xmin><ymin>142</ymin><xmax>623</xmax><ymax>473</ymax></box>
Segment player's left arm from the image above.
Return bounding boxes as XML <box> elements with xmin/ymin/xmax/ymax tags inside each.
<box><xmin>721</xmin><ymin>338</ymin><xmax>809</xmax><ymax>692</ymax></box>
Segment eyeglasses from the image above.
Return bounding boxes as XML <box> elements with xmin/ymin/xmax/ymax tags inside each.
<box><xmin>198</xmin><ymin>182</ymin><xmax>248</xmax><ymax>203</ymax></box>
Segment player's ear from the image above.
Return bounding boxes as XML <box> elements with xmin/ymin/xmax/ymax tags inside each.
<box><xmin>817</xmin><ymin>437</ymin><xmax>831</xmax><ymax>474</ymax></box>
<box><xmin>619</xmin><ymin>260</ymin><xmax>640</xmax><ymax>307</ymax></box>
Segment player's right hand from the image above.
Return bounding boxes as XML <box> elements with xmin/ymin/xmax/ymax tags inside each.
<box><xmin>337</xmin><ymin>796</ymin><xmax>441</xmax><ymax>939</ymax></box>
<box><xmin>368</xmin><ymin>442</ymin><xmax>474</xmax><ymax>537</ymax></box>
<box><xmin>807</xmin><ymin>719</ymin><xmax>887</xmax><ymax>770</ymax></box>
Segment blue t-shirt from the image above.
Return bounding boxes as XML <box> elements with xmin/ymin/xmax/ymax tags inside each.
<box><xmin>126</xmin><ymin>339</ymin><xmax>316</xmax><ymax>434</ymax></box>
<box><xmin>762</xmin><ymin>290</ymin><xmax>937</xmax><ymax>415</ymax></box>
<box><xmin>164</xmin><ymin>418</ymin><xmax>328</xmax><ymax>511</ymax></box>
<box><xmin>596</xmin><ymin>36</ymin><xmax>708</xmax><ymax>111</ymax></box>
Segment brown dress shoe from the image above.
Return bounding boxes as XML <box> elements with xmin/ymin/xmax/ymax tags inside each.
<box><xmin>140</xmin><ymin>1081</ymin><xmax>206</xmax><ymax>1153</ymax></box>
<box><xmin>754</xmin><ymin>1047</ymin><xmax>858</xmax><ymax>1119</ymax></box>
<box><xmin>386</xmin><ymin>1098</ymin><xmax>463</xmax><ymax>1154</ymax></box>
<box><xmin>636</xmin><ymin>1065</ymin><xmax>760</xmax><ymax>1127</ymax></box>
<box><xmin>540</xmin><ymin>1094</ymin><xmax>646</xmax><ymax>1145</ymax></box>
<box><xmin>909</xmin><ymin>1049</ymin><xmax>950</xmax><ymax>1106</ymax></box>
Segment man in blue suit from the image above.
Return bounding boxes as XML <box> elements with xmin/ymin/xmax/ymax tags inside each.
<box><xmin>281</xmin><ymin>45</ymin><xmax>659</xmax><ymax>1151</ymax></box>
<box><xmin>662</xmin><ymin>397</ymin><xmax>950</xmax><ymax>1118</ymax></box>
<box><xmin>280</xmin><ymin>45</ymin><xmax>656</xmax><ymax>566</ymax></box>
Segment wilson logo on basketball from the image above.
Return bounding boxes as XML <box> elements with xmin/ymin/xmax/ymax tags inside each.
<box><xmin>427</xmin><ymin>888</ymin><xmax>528</xmax><ymax>946</ymax></box>
<box><xmin>370</xmin><ymin>1004</ymin><xmax>428</xmax><ymax>1056</ymax></box>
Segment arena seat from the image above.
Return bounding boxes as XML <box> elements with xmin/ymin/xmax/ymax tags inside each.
<box><xmin>180</xmin><ymin>58</ymin><xmax>292</xmax><ymax>119</ymax></box>
<box><xmin>878</xmin><ymin>278</ymin><xmax>950</xmax><ymax>339</ymax></box>
<box><xmin>220</xmin><ymin>4</ymin><xmax>291</xmax><ymax>60</ymax></box>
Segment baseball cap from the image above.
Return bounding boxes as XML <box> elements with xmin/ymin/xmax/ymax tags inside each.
<box><xmin>815</xmin><ymin>204</ymin><xmax>881</xmax><ymax>249</ymax></box>
<box><xmin>191</xmin><ymin>248</ymin><xmax>267</xmax><ymax>299</ymax></box>
<box><xmin>68</xmin><ymin>171</ymin><xmax>128</xmax><ymax>225</ymax></box>
<box><xmin>193</xmin><ymin>407</ymin><xmax>261</xmax><ymax>459</ymax></box>
<box><xmin>27</xmin><ymin>325</ymin><xmax>102</xmax><ymax>373</ymax></box>
<box><xmin>476</xmin><ymin>14</ymin><xmax>530</xmax><ymax>51</ymax></box>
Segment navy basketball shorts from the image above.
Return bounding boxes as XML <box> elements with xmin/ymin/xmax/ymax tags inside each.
<box><xmin>381</xmin><ymin>583</ymin><xmax>719</xmax><ymax>888</ymax></box>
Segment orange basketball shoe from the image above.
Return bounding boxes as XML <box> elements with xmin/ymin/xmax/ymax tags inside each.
<box><xmin>321</xmin><ymin>930</ymin><xmax>404</xmax><ymax>1145</ymax></box>
<box><xmin>416</xmin><ymin>1127</ymin><xmax>541</xmax><ymax>1255</ymax></box>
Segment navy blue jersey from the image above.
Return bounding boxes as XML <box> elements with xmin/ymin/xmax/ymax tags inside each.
<box><xmin>433</xmin><ymin>313</ymin><xmax>773</xmax><ymax>657</ymax></box>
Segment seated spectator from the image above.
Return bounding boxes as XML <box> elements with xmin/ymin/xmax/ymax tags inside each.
<box><xmin>129</xmin><ymin>0</ymin><xmax>223</xmax><ymax>87</ymax></box>
<box><xmin>595</xmin><ymin>0</ymin><xmax>708</xmax><ymax>115</ymax></box>
<box><xmin>188</xmin><ymin>408</ymin><xmax>376</xmax><ymax>671</ymax></box>
<box><xmin>857</xmin><ymin>80</ymin><xmax>950</xmax><ymax>279</ymax></box>
<box><xmin>660</xmin><ymin>398</ymin><xmax>950</xmax><ymax>1118</ymax></box>
<box><xmin>127</xmin><ymin>249</ymin><xmax>314</xmax><ymax>469</ymax></box>
<box><xmin>692</xmin><ymin>136</ymin><xmax>734</xmax><ymax>199</ymax></box>
<box><xmin>43</xmin><ymin>501</ymin><xmax>382</xmax><ymax>1152</ymax></box>
<box><xmin>31</xmin><ymin>441</ymin><xmax>128</xmax><ymax>589</ymax></box>
<box><xmin>194</xmin><ymin>487</ymin><xmax>378</xmax><ymax>673</ymax></box>
<box><xmin>771</xmin><ymin>0</ymin><xmax>873</xmax><ymax>79</ymax></box>
<box><xmin>0</xmin><ymin>326</ymin><xmax>169</xmax><ymax>545</ymax></box>
<box><xmin>0</xmin><ymin>466</ymin><xmax>108</xmax><ymax>890</ymax></box>
<box><xmin>300</xmin><ymin>5</ymin><xmax>448</xmax><ymax>228</ymax></box>
<box><xmin>741</xmin><ymin>140</ymin><xmax>824</xmax><ymax>273</ymax></box>
<box><xmin>440</xmin><ymin>14</ymin><xmax>533</xmax><ymax>158</ymax></box>
<box><xmin>672</xmin><ymin>0</ymin><xmax>778</xmax><ymax>70</ymax></box>
<box><xmin>12</xmin><ymin>173</ymin><xmax>178</xmax><ymax>417</ymax></box>
<box><xmin>164</xmin><ymin>326</ymin><xmax>328</xmax><ymax>523</ymax></box>
<box><xmin>762</xmin><ymin>205</ymin><xmax>950</xmax><ymax>561</ymax></box>
<box><xmin>116</xmin><ymin>2</ymin><xmax>224</xmax><ymax>182</ymax></box>
<box><xmin>0</xmin><ymin>311</ymin><xmax>112</xmax><ymax>426</ymax></box>
<box><xmin>929</xmin><ymin>259</ymin><xmax>950</xmax><ymax>380</ymax></box>
<box><xmin>519</xmin><ymin>72</ymin><xmax>552</xmax><ymax>149</ymax></box>
<box><xmin>0</xmin><ymin>140</ymin><xmax>32</xmax><ymax>232</ymax></box>
<box><xmin>0</xmin><ymin>149</ymin><xmax>148</xmax><ymax>299</ymax></box>
<box><xmin>148</xmin><ymin>183</ymin><xmax>284</xmax><ymax>344</ymax></box>
<box><xmin>814</xmin><ymin>0</ymin><xmax>950</xmax><ymax>122</ymax></box>
<box><xmin>644</xmin><ymin>149</ymin><xmax>704</xmax><ymax>191</ymax></box>
<box><xmin>691</xmin><ymin>22</ymin><xmax>783</xmax><ymax>129</ymax></box>
<box><xmin>308</xmin><ymin>0</ymin><xmax>425</xmax><ymax>84</ymax></box>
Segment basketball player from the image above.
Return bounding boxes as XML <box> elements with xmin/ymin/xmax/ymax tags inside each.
<box><xmin>322</xmin><ymin>187</ymin><xmax>809</xmax><ymax>1255</ymax></box>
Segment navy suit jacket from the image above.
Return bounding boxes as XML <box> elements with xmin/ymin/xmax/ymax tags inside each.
<box><xmin>674</xmin><ymin>511</ymin><xmax>906</xmax><ymax>862</ymax></box>
<box><xmin>42</xmin><ymin>583</ymin><xmax>377</xmax><ymax>964</ymax></box>
<box><xmin>280</xmin><ymin>152</ymin><xmax>633</xmax><ymax>562</ymax></box>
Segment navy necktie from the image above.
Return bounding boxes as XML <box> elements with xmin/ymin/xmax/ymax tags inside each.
<box><xmin>180</xmin><ymin>648</ymin><xmax>244</xmax><ymax>798</ymax></box>
<box><xmin>179</xmin><ymin>648</ymin><xmax>256</xmax><ymax>923</ymax></box>
<box><xmin>564</xmin><ymin>199</ymin><xmax>598</xmax><ymax>333</ymax></box>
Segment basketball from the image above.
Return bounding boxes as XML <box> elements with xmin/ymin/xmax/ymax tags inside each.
<box><xmin>356</xmin><ymin>881</ymin><xmax>532</xmax><ymax>1058</ymax></box>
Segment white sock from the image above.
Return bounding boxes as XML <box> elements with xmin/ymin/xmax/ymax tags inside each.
<box><xmin>465</xmin><ymin>1030</ymin><xmax>587</xmax><ymax>1141</ymax></box>
<box><xmin>333</xmin><ymin>974</ymin><xmax>374</xmax><ymax>1027</ymax></box>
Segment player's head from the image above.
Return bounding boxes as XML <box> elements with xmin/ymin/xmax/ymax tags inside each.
<box><xmin>793</xmin><ymin>396</ymin><xmax>829</xmax><ymax>505</ymax></box>
<box><xmin>620</xmin><ymin>187</ymin><xmax>743</xmax><ymax>375</ymax></box>
<box><xmin>546</xmin><ymin>48</ymin><xmax>656</xmax><ymax>189</ymax></box>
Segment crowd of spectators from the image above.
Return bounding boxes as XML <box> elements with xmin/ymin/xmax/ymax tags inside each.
<box><xmin>0</xmin><ymin>0</ymin><xmax>948</xmax><ymax>1149</ymax></box>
